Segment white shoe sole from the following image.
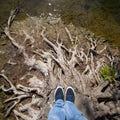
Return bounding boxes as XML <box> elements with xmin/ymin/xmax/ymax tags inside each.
<box><xmin>65</xmin><ymin>86</ymin><xmax>75</xmax><ymax>97</ymax></box>
<box><xmin>54</xmin><ymin>86</ymin><xmax>64</xmax><ymax>98</ymax></box>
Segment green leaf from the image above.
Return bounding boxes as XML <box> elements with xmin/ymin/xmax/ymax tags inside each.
<box><xmin>100</xmin><ymin>65</ymin><xmax>115</xmax><ymax>82</ymax></box>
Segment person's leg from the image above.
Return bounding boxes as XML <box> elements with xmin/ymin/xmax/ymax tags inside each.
<box><xmin>64</xmin><ymin>87</ymin><xmax>87</xmax><ymax>120</ymax></box>
<box><xmin>48</xmin><ymin>99</ymin><xmax>65</xmax><ymax>120</ymax></box>
<box><xmin>48</xmin><ymin>86</ymin><xmax>66</xmax><ymax>120</ymax></box>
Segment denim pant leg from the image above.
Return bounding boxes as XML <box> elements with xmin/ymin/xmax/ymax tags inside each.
<box><xmin>64</xmin><ymin>101</ymin><xmax>87</xmax><ymax>120</ymax></box>
<box><xmin>48</xmin><ymin>99</ymin><xmax>65</xmax><ymax>120</ymax></box>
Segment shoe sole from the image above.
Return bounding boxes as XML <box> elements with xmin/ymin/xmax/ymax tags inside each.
<box><xmin>65</xmin><ymin>86</ymin><xmax>76</xmax><ymax>97</ymax></box>
<box><xmin>54</xmin><ymin>86</ymin><xmax>64</xmax><ymax>98</ymax></box>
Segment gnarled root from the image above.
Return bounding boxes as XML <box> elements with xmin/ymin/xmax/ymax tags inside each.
<box><xmin>0</xmin><ymin>9</ymin><xmax>119</xmax><ymax>120</ymax></box>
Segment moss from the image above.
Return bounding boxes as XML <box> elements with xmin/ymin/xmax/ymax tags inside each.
<box><xmin>60</xmin><ymin>0</ymin><xmax>120</xmax><ymax>47</ymax></box>
<box><xmin>0</xmin><ymin>35</ymin><xmax>14</xmax><ymax>120</ymax></box>
<box><xmin>1</xmin><ymin>0</ymin><xmax>120</xmax><ymax>46</ymax></box>
<box><xmin>87</xmin><ymin>11</ymin><xmax>120</xmax><ymax>46</ymax></box>
<box><xmin>100</xmin><ymin>65</ymin><xmax>116</xmax><ymax>82</ymax></box>
<box><xmin>0</xmin><ymin>83</ymin><xmax>15</xmax><ymax>120</ymax></box>
<box><xmin>0</xmin><ymin>92</ymin><xmax>8</xmax><ymax>120</ymax></box>
<box><xmin>0</xmin><ymin>35</ymin><xmax>10</xmax><ymax>70</ymax></box>
<box><xmin>0</xmin><ymin>0</ymin><xmax>12</xmax><ymax>26</ymax></box>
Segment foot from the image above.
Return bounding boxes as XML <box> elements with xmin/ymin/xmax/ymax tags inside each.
<box><xmin>66</xmin><ymin>86</ymin><xmax>75</xmax><ymax>103</ymax></box>
<box><xmin>54</xmin><ymin>86</ymin><xmax>64</xmax><ymax>101</ymax></box>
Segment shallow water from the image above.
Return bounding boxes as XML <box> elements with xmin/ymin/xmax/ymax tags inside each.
<box><xmin>0</xmin><ymin>0</ymin><xmax>120</xmax><ymax>46</ymax></box>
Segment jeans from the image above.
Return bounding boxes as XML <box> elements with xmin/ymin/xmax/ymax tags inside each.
<box><xmin>48</xmin><ymin>99</ymin><xmax>87</xmax><ymax>120</ymax></box>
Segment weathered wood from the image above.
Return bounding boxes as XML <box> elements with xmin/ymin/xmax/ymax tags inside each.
<box><xmin>0</xmin><ymin>9</ymin><xmax>119</xmax><ymax>120</ymax></box>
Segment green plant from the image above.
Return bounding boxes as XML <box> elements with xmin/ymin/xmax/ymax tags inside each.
<box><xmin>100</xmin><ymin>65</ymin><xmax>115</xmax><ymax>82</ymax></box>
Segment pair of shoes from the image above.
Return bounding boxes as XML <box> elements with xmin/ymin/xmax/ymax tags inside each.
<box><xmin>54</xmin><ymin>86</ymin><xmax>75</xmax><ymax>103</ymax></box>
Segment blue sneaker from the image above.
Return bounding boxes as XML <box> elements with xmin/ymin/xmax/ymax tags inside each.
<box><xmin>66</xmin><ymin>87</ymin><xmax>75</xmax><ymax>103</ymax></box>
<box><xmin>54</xmin><ymin>86</ymin><xmax>64</xmax><ymax>101</ymax></box>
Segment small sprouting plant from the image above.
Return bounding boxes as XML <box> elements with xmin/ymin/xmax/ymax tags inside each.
<box><xmin>100</xmin><ymin>65</ymin><xmax>115</xmax><ymax>82</ymax></box>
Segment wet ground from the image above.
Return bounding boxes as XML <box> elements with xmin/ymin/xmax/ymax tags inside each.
<box><xmin>0</xmin><ymin>0</ymin><xmax>120</xmax><ymax>46</ymax></box>
<box><xmin>0</xmin><ymin>0</ymin><xmax>120</xmax><ymax>119</ymax></box>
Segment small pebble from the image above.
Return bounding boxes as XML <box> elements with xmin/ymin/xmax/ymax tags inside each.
<box><xmin>48</xmin><ymin>3</ymin><xmax>52</xmax><ymax>6</ymax></box>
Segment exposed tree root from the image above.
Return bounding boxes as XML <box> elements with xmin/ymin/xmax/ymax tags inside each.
<box><xmin>0</xmin><ymin>9</ymin><xmax>120</xmax><ymax>120</ymax></box>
